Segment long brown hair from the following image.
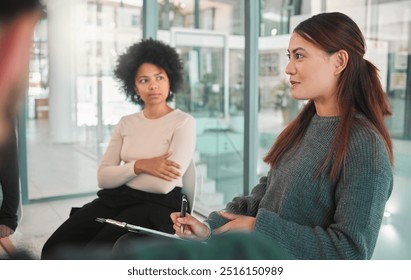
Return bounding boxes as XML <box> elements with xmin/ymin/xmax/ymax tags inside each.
<box><xmin>264</xmin><ymin>12</ymin><xmax>393</xmax><ymax>183</ymax></box>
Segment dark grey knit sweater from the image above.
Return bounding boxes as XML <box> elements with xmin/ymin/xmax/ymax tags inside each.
<box><xmin>205</xmin><ymin>114</ymin><xmax>393</xmax><ymax>260</ymax></box>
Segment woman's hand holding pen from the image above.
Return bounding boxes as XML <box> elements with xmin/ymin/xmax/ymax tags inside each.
<box><xmin>213</xmin><ymin>211</ymin><xmax>256</xmax><ymax>234</ymax></box>
<box><xmin>171</xmin><ymin>211</ymin><xmax>256</xmax><ymax>240</ymax></box>
<box><xmin>133</xmin><ymin>152</ymin><xmax>181</xmax><ymax>181</ymax></box>
<box><xmin>170</xmin><ymin>213</ymin><xmax>211</xmax><ymax>241</ymax></box>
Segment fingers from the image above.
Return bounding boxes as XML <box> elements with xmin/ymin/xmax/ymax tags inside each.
<box><xmin>218</xmin><ymin>211</ymin><xmax>240</xmax><ymax>221</ymax></box>
<box><xmin>176</xmin><ymin>213</ymin><xmax>199</xmax><ymax>227</ymax></box>
<box><xmin>213</xmin><ymin>224</ymin><xmax>231</xmax><ymax>235</ymax></box>
<box><xmin>165</xmin><ymin>166</ymin><xmax>180</xmax><ymax>177</ymax></box>
<box><xmin>170</xmin><ymin>213</ymin><xmax>209</xmax><ymax>240</ymax></box>
<box><xmin>213</xmin><ymin>212</ymin><xmax>242</xmax><ymax>234</ymax></box>
<box><xmin>161</xmin><ymin>159</ymin><xmax>181</xmax><ymax>180</ymax></box>
<box><xmin>166</xmin><ymin>160</ymin><xmax>181</xmax><ymax>169</ymax></box>
<box><xmin>170</xmin><ymin>212</ymin><xmax>191</xmax><ymax>231</ymax></box>
<box><xmin>0</xmin><ymin>225</ymin><xmax>14</xmax><ymax>238</ymax></box>
<box><xmin>160</xmin><ymin>169</ymin><xmax>179</xmax><ymax>181</ymax></box>
<box><xmin>162</xmin><ymin>152</ymin><xmax>172</xmax><ymax>159</ymax></box>
<box><xmin>172</xmin><ymin>223</ymin><xmax>186</xmax><ymax>235</ymax></box>
<box><xmin>171</xmin><ymin>212</ymin><xmax>191</xmax><ymax>236</ymax></box>
<box><xmin>170</xmin><ymin>212</ymin><xmax>180</xmax><ymax>223</ymax></box>
<box><xmin>213</xmin><ymin>214</ymin><xmax>256</xmax><ymax>234</ymax></box>
<box><xmin>162</xmin><ymin>152</ymin><xmax>181</xmax><ymax>169</ymax></box>
<box><xmin>138</xmin><ymin>153</ymin><xmax>182</xmax><ymax>181</ymax></box>
<box><xmin>160</xmin><ymin>152</ymin><xmax>181</xmax><ymax>180</ymax></box>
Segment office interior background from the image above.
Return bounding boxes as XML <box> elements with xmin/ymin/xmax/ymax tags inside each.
<box><xmin>13</xmin><ymin>0</ymin><xmax>411</xmax><ymax>259</ymax></box>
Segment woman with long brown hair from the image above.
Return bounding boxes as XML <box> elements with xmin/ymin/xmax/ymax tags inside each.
<box><xmin>171</xmin><ymin>12</ymin><xmax>393</xmax><ymax>259</ymax></box>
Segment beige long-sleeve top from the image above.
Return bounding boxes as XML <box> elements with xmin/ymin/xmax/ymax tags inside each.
<box><xmin>97</xmin><ymin>109</ymin><xmax>196</xmax><ymax>194</ymax></box>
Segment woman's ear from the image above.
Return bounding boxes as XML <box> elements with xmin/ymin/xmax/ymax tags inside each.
<box><xmin>334</xmin><ymin>50</ymin><xmax>349</xmax><ymax>75</ymax></box>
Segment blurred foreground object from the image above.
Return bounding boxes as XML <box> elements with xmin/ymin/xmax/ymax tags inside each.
<box><xmin>0</xmin><ymin>0</ymin><xmax>41</xmax><ymax>144</ymax></box>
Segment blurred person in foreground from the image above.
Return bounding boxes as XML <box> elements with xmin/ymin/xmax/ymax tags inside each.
<box><xmin>0</xmin><ymin>0</ymin><xmax>41</xmax><ymax>145</ymax></box>
<box><xmin>0</xmin><ymin>0</ymin><xmax>41</xmax><ymax>246</ymax></box>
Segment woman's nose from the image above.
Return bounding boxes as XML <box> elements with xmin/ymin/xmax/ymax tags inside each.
<box><xmin>149</xmin><ymin>80</ymin><xmax>158</xmax><ymax>90</ymax></box>
<box><xmin>285</xmin><ymin>61</ymin><xmax>295</xmax><ymax>75</ymax></box>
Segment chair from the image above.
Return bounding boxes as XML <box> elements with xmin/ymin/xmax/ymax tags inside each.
<box><xmin>181</xmin><ymin>160</ymin><xmax>201</xmax><ymax>214</ymax></box>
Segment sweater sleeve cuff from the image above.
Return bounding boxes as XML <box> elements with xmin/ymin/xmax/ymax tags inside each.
<box><xmin>202</xmin><ymin>221</ymin><xmax>212</xmax><ymax>241</ymax></box>
<box><xmin>255</xmin><ymin>208</ymin><xmax>280</xmax><ymax>239</ymax></box>
<box><xmin>204</xmin><ymin>211</ymin><xmax>230</xmax><ymax>231</ymax></box>
<box><xmin>125</xmin><ymin>160</ymin><xmax>138</xmax><ymax>176</ymax></box>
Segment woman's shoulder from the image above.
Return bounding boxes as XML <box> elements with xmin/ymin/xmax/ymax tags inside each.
<box><xmin>115</xmin><ymin>112</ymin><xmax>142</xmax><ymax>127</ymax></box>
<box><xmin>169</xmin><ymin>109</ymin><xmax>196</xmax><ymax>124</ymax></box>
<box><xmin>121</xmin><ymin>111</ymin><xmax>141</xmax><ymax>119</ymax></box>
<box><xmin>351</xmin><ymin>115</ymin><xmax>383</xmax><ymax>139</ymax></box>
<box><xmin>173</xmin><ymin>109</ymin><xmax>195</xmax><ymax>119</ymax></box>
<box><xmin>349</xmin><ymin>116</ymin><xmax>388</xmax><ymax>154</ymax></box>
<box><xmin>347</xmin><ymin>116</ymin><xmax>392</xmax><ymax>180</ymax></box>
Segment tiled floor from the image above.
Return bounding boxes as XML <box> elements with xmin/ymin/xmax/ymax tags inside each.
<box><xmin>1</xmin><ymin>194</ymin><xmax>97</xmax><ymax>259</ymax></box>
<box><xmin>26</xmin><ymin>119</ymin><xmax>98</xmax><ymax>199</ymax></box>
<box><xmin>1</xmin><ymin>119</ymin><xmax>101</xmax><ymax>259</ymax></box>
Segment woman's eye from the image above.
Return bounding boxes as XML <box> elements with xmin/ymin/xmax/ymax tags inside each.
<box><xmin>286</xmin><ymin>53</ymin><xmax>303</xmax><ymax>60</ymax></box>
<box><xmin>156</xmin><ymin>76</ymin><xmax>164</xmax><ymax>80</ymax></box>
<box><xmin>139</xmin><ymin>79</ymin><xmax>147</xmax><ymax>84</ymax></box>
<box><xmin>296</xmin><ymin>53</ymin><xmax>303</xmax><ymax>59</ymax></box>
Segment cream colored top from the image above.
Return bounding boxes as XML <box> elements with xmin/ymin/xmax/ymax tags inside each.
<box><xmin>97</xmin><ymin>109</ymin><xmax>196</xmax><ymax>194</ymax></box>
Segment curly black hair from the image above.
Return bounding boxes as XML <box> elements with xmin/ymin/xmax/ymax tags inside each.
<box><xmin>113</xmin><ymin>38</ymin><xmax>184</xmax><ymax>105</ymax></box>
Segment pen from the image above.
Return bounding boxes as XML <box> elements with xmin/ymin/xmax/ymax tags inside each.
<box><xmin>180</xmin><ymin>194</ymin><xmax>188</xmax><ymax>233</ymax></box>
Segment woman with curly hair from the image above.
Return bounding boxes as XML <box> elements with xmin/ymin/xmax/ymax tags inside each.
<box><xmin>41</xmin><ymin>39</ymin><xmax>196</xmax><ymax>259</ymax></box>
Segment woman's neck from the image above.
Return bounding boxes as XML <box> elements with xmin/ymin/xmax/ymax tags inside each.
<box><xmin>143</xmin><ymin>105</ymin><xmax>174</xmax><ymax>119</ymax></box>
<box><xmin>314</xmin><ymin>97</ymin><xmax>339</xmax><ymax>117</ymax></box>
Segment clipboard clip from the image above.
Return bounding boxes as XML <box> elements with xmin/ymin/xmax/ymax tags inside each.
<box><xmin>95</xmin><ymin>217</ymin><xmax>128</xmax><ymax>228</ymax></box>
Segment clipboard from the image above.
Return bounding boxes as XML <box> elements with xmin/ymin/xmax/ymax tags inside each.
<box><xmin>95</xmin><ymin>217</ymin><xmax>185</xmax><ymax>241</ymax></box>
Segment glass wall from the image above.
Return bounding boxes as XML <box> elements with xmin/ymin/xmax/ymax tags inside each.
<box><xmin>75</xmin><ymin>0</ymin><xmax>142</xmax><ymax>156</ymax></box>
<box><xmin>158</xmin><ymin>0</ymin><xmax>244</xmax><ymax>34</ymax></box>
<box><xmin>257</xmin><ymin>1</ymin><xmax>306</xmax><ymax>177</ymax></box>
<box><xmin>26</xmin><ymin>0</ymin><xmax>143</xmax><ymax>199</ymax></box>
<box><xmin>157</xmin><ymin>0</ymin><xmax>246</xmax><ymax>215</ymax></box>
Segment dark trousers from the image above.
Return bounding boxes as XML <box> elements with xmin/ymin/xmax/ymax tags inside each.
<box><xmin>41</xmin><ymin>185</ymin><xmax>183</xmax><ymax>259</ymax></box>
